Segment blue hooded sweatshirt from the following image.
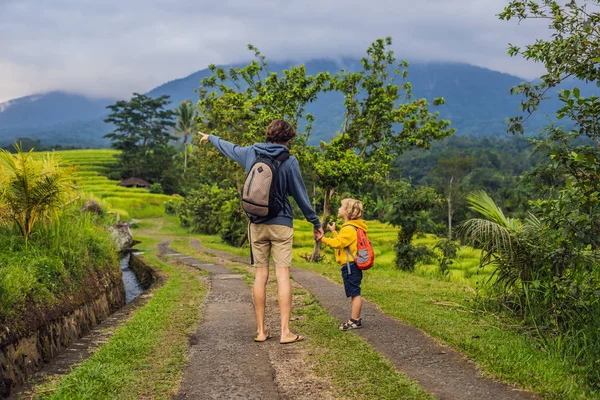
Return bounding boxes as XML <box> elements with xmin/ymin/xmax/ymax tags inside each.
<box><xmin>208</xmin><ymin>135</ymin><xmax>321</xmax><ymax>229</ymax></box>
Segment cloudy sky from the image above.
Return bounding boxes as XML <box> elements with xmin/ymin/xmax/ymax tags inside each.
<box><xmin>0</xmin><ymin>0</ymin><xmax>550</xmax><ymax>103</ymax></box>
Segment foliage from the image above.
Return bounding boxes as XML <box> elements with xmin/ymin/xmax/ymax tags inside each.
<box><xmin>0</xmin><ymin>145</ymin><xmax>78</xmax><ymax>239</ymax></box>
<box><xmin>217</xmin><ymin>198</ymin><xmax>248</xmax><ymax>247</ymax></box>
<box><xmin>395</xmin><ymin>135</ymin><xmax>535</xmax><ymax>229</ymax></box>
<box><xmin>164</xmin><ymin>198</ymin><xmax>181</xmax><ymax>215</ymax></box>
<box><xmin>177</xmin><ymin>185</ymin><xmax>247</xmax><ymax>246</ymax></box>
<box><xmin>385</xmin><ymin>179</ymin><xmax>441</xmax><ymax>271</ymax></box>
<box><xmin>434</xmin><ymin>238</ymin><xmax>459</xmax><ymax>278</ymax></box>
<box><xmin>103</xmin><ymin>93</ymin><xmax>179</xmax><ymax>192</ymax></box>
<box><xmin>461</xmin><ymin>191</ymin><xmax>600</xmax><ymax>389</ymax></box>
<box><xmin>0</xmin><ymin>203</ymin><xmax>117</xmax><ymax>321</ymax></box>
<box><xmin>305</xmin><ymin>37</ymin><xmax>454</xmax><ymax>260</ymax></box>
<box><xmin>149</xmin><ymin>183</ymin><xmax>163</xmax><ymax>194</ymax></box>
<box><xmin>173</xmin><ymin>100</ymin><xmax>196</xmax><ymax>172</ymax></box>
<box><xmin>107</xmin><ymin>170</ymin><xmax>122</xmax><ymax>181</ymax></box>
<box><xmin>177</xmin><ymin>185</ymin><xmax>234</xmax><ymax>235</ymax></box>
<box><xmin>497</xmin><ymin>1</ymin><xmax>600</xmax><ymax>389</ymax></box>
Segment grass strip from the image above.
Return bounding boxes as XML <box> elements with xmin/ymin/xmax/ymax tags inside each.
<box><xmin>33</xmin><ymin>235</ymin><xmax>207</xmax><ymax>399</ymax></box>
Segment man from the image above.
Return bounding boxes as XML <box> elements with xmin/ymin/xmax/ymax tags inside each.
<box><xmin>198</xmin><ymin>119</ymin><xmax>324</xmax><ymax>344</ymax></box>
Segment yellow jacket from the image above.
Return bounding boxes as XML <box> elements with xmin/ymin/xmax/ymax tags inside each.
<box><xmin>321</xmin><ymin>219</ymin><xmax>368</xmax><ymax>266</ymax></box>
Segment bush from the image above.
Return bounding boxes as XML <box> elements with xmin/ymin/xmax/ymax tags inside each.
<box><xmin>434</xmin><ymin>239</ymin><xmax>459</xmax><ymax>278</ymax></box>
<box><xmin>149</xmin><ymin>183</ymin><xmax>163</xmax><ymax>194</ymax></box>
<box><xmin>107</xmin><ymin>171</ymin><xmax>122</xmax><ymax>181</ymax></box>
<box><xmin>0</xmin><ymin>203</ymin><xmax>118</xmax><ymax>321</ymax></box>
<box><xmin>177</xmin><ymin>185</ymin><xmax>249</xmax><ymax>247</ymax></box>
<box><xmin>218</xmin><ymin>199</ymin><xmax>248</xmax><ymax>247</ymax></box>
<box><xmin>164</xmin><ymin>199</ymin><xmax>181</xmax><ymax>215</ymax></box>
<box><xmin>394</xmin><ymin>243</ymin><xmax>436</xmax><ymax>272</ymax></box>
<box><xmin>177</xmin><ymin>185</ymin><xmax>237</xmax><ymax>235</ymax></box>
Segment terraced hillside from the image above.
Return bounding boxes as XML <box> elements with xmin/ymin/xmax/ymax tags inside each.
<box><xmin>35</xmin><ymin>149</ymin><xmax>172</xmax><ymax>220</ymax></box>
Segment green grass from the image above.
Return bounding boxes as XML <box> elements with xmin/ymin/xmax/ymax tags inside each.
<box><xmin>33</xmin><ymin>235</ymin><xmax>208</xmax><ymax>399</ymax></box>
<box><xmin>168</xmin><ymin>239</ymin><xmax>432</xmax><ymax>399</ymax></box>
<box><xmin>0</xmin><ymin>206</ymin><xmax>118</xmax><ymax>322</ymax></box>
<box><xmin>32</xmin><ymin>149</ymin><xmax>173</xmax><ymax>219</ymax></box>
<box><xmin>155</xmin><ymin>216</ymin><xmax>595</xmax><ymax>399</ymax></box>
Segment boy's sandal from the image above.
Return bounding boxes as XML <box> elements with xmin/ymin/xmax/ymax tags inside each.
<box><xmin>339</xmin><ymin>318</ymin><xmax>362</xmax><ymax>331</ymax></box>
<box><xmin>280</xmin><ymin>334</ymin><xmax>304</xmax><ymax>344</ymax></box>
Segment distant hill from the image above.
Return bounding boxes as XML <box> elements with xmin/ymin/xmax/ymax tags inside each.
<box><xmin>1</xmin><ymin>60</ymin><xmax>597</xmax><ymax>147</ymax></box>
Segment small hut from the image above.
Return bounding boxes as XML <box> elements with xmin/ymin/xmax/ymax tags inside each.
<box><xmin>119</xmin><ymin>177</ymin><xmax>151</xmax><ymax>189</ymax></box>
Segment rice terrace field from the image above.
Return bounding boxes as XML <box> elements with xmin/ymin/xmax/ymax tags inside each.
<box><xmin>34</xmin><ymin>149</ymin><xmax>173</xmax><ymax>220</ymax></box>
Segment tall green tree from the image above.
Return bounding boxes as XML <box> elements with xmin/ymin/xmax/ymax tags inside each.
<box><xmin>174</xmin><ymin>100</ymin><xmax>196</xmax><ymax>172</ymax></box>
<box><xmin>432</xmin><ymin>155</ymin><xmax>474</xmax><ymax>239</ymax></box>
<box><xmin>308</xmin><ymin>37</ymin><xmax>454</xmax><ymax>261</ymax></box>
<box><xmin>500</xmin><ymin>0</ymin><xmax>600</xmax><ymax>250</ymax></box>
<box><xmin>104</xmin><ymin>93</ymin><xmax>178</xmax><ymax>189</ymax></box>
<box><xmin>385</xmin><ymin>179</ymin><xmax>440</xmax><ymax>271</ymax></box>
<box><xmin>191</xmin><ymin>45</ymin><xmax>329</xmax><ymax>191</ymax></box>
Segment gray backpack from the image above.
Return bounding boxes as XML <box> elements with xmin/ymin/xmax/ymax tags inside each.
<box><xmin>242</xmin><ymin>151</ymin><xmax>290</xmax><ymax>222</ymax></box>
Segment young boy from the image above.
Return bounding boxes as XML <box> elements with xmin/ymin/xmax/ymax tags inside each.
<box><xmin>321</xmin><ymin>198</ymin><xmax>367</xmax><ymax>330</ymax></box>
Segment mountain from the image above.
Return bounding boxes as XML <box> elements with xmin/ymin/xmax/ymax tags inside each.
<box><xmin>1</xmin><ymin>60</ymin><xmax>597</xmax><ymax>147</ymax></box>
<box><xmin>0</xmin><ymin>92</ymin><xmax>115</xmax><ymax>148</ymax></box>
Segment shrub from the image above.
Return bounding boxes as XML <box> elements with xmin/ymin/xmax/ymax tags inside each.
<box><xmin>0</xmin><ymin>203</ymin><xmax>118</xmax><ymax>320</ymax></box>
<box><xmin>149</xmin><ymin>183</ymin><xmax>163</xmax><ymax>194</ymax></box>
<box><xmin>164</xmin><ymin>199</ymin><xmax>181</xmax><ymax>215</ymax></box>
<box><xmin>394</xmin><ymin>243</ymin><xmax>436</xmax><ymax>272</ymax></box>
<box><xmin>177</xmin><ymin>185</ymin><xmax>237</xmax><ymax>235</ymax></box>
<box><xmin>107</xmin><ymin>171</ymin><xmax>122</xmax><ymax>181</ymax></box>
<box><xmin>218</xmin><ymin>199</ymin><xmax>248</xmax><ymax>247</ymax></box>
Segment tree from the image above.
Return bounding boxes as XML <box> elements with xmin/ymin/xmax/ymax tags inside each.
<box><xmin>500</xmin><ymin>0</ymin><xmax>600</xmax><ymax>250</ymax></box>
<box><xmin>432</xmin><ymin>155</ymin><xmax>474</xmax><ymax>239</ymax></box>
<box><xmin>308</xmin><ymin>37</ymin><xmax>454</xmax><ymax>261</ymax></box>
<box><xmin>104</xmin><ymin>93</ymin><xmax>178</xmax><ymax>190</ymax></box>
<box><xmin>384</xmin><ymin>179</ymin><xmax>440</xmax><ymax>271</ymax></box>
<box><xmin>0</xmin><ymin>145</ymin><xmax>77</xmax><ymax>240</ymax></box>
<box><xmin>174</xmin><ymin>100</ymin><xmax>196</xmax><ymax>172</ymax></box>
<box><xmin>194</xmin><ymin>45</ymin><xmax>329</xmax><ymax>192</ymax></box>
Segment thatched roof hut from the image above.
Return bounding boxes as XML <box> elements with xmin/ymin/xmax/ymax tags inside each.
<box><xmin>119</xmin><ymin>177</ymin><xmax>151</xmax><ymax>188</ymax></box>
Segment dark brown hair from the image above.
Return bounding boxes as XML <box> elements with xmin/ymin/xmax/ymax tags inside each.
<box><xmin>266</xmin><ymin>119</ymin><xmax>296</xmax><ymax>144</ymax></box>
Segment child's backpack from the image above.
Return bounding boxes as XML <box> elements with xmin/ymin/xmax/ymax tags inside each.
<box><xmin>242</xmin><ymin>151</ymin><xmax>290</xmax><ymax>222</ymax></box>
<box><xmin>345</xmin><ymin>225</ymin><xmax>375</xmax><ymax>272</ymax></box>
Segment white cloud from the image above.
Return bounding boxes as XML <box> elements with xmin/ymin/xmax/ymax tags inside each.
<box><xmin>0</xmin><ymin>0</ymin><xmax>550</xmax><ymax>103</ymax></box>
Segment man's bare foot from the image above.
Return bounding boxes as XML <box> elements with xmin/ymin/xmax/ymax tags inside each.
<box><xmin>254</xmin><ymin>329</ymin><xmax>272</xmax><ymax>342</ymax></box>
<box><xmin>280</xmin><ymin>332</ymin><xmax>304</xmax><ymax>344</ymax></box>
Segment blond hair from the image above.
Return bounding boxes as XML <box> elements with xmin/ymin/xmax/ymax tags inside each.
<box><xmin>341</xmin><ymin>198</ymin><xmax>363</xmax><ymax>220</ymax></box>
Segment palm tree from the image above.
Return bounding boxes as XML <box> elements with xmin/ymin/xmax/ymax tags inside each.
<box><xmin>174</xmin><ymin>100</ymin><xmax>196</xmax><ymax>172</ymax></box>
<box><xmin>0</xmin><ymin>145</ymin><xmax>77</xmax><ymax>240</ymax></box>
<box><xmin>460</xmin><ymin>191</ymin><xmax>539</xmax><ymax>289</ymax></box>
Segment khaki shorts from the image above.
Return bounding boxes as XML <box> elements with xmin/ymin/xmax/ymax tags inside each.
<box><xmin>249</xmin><ymin>223</ymin><xmax>294</xmax><ymax>268</ymax></box>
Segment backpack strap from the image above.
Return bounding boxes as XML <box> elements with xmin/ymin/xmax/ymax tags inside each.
<box><xmin>274</xmin><ymin>151</ymin><xmax>290</xmax><ymax>162</ymax></box>
<box><xmin>343</xmin><ymin>225</ymin><xmax>359</xmax><ymax>275</ymax></box>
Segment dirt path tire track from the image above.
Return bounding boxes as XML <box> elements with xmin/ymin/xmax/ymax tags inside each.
<box><xmin>188</xmin><ymin>238</ymin><xmax>538</xmax><ymax>400</ymax></box>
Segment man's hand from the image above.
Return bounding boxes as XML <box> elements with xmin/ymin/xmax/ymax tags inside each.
<box><xmin>328</xmin><ymin>222</ymin><xmax>336</xmax><ymax>233</ymax></box>
<box><xmin>197</xmin><ymin>131</ymin><xmax>209</xmax><ymax>145</ymax></box>
<box><xmin>313</xmin><ymin>227</ymin><xmax>324</xmax><ymax>241</ymax></box>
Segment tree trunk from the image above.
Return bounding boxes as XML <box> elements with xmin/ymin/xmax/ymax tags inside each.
<box><xmin>308</xmin><ymin>187</ymin><xmax>333</xmax><ymax>262</ymax></box>
<box><xmin>183</xmin><ymin>135</ymin><xmax>188</xmax><ymax>172</ymax></box>
<box><xmin>447</xmin><ymin>177</ymin><xmax>453</xmax><ymax>240</ymax></box>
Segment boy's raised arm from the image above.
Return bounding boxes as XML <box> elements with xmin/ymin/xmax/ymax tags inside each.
<box><xmin>321</xmin><ymin>227</ymin><xmax>354</xmax><ymax>249</ymax></box>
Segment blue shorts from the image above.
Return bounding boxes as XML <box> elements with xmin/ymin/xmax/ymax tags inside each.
<box><xmin>341</xmin><ymin>262</ymin><xmax>363</xmax><ymax>298</ymax></box>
